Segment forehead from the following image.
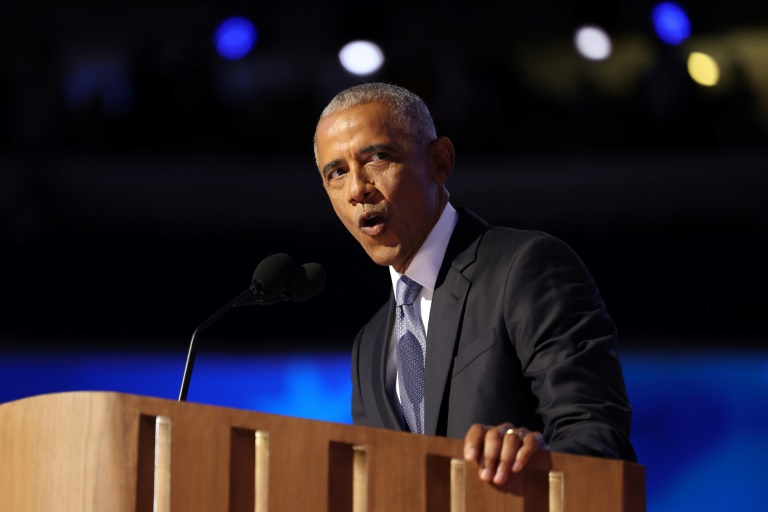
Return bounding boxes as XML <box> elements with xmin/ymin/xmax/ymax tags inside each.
<box><xmin>316</xmin><ymin>102</ymin><xmax>405</xmax><ymax>154</ymax></box>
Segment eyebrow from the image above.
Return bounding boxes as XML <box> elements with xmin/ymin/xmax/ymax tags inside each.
<box><xmin>360</xmin><ymin>143</ymin><xmax>397</xmax><ymax>155</ymax></box>
<box><xmin>320</xmin><ymin>144</ymin><xmax>398</xmax><ymax>177</ymax></box>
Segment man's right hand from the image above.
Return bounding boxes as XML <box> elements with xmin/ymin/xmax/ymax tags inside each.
<box><xmin>463</xmin><ymin>422</ymin><xmax>548</xmax><ymax>485</ymax></box>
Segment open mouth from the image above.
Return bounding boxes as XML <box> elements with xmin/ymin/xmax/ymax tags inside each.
<box><xmin>358</xmin><ymin>211</ymin><xmax>385</xmax><ymax>234</ymax></box>
<box><xmin>362</xmin><ymin>214</ymin><xmax>382</xmax><ymax>227</ymax></box>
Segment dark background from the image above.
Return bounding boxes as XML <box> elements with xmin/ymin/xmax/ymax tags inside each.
<box><xmin>1</xmin><ymin>0</ymin><xmax>766</xmax><ymax>352</ymax></box>
<box><xmin>2</xmin><ymin>3</ymin><xmax>768</xmax><ymax>511</ymax></box>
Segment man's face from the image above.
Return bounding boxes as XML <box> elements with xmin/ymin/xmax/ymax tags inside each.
<box><xmin>315</xmin><ymin>102</ymin><xmax>448</xmax><ymax>273</ymax></box>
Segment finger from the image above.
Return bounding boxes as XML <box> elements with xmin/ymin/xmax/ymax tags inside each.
<box><xmin>512</xmin><ymin>432</ymin><xmax>548</xmax><ymax>473</ymax></box>
<box><xmin>480</xmin><ymin>424</ymin><xmax>513</xmax><ymax>482</ymax></box>
<box><xmin>463</xmin><ymin>423</ymin><xmax>487</xmax><ymax>462</ymax></box>
<box><xmin>492</xmin><ymin>427</ymin><xmax>525</xmax><ymax>485</ymax></box>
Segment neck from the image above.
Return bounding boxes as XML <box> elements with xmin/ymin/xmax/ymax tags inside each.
<box><xmin>393</xmin><ymin>191</ymin><xmax>449</xmax><ymax>274</ymax></box>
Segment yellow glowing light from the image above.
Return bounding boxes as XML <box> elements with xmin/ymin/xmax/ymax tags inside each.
<box><xmin>687</xmin><ymin>52</ymin><xmax>720</xmax><ymax>86</ymax></box>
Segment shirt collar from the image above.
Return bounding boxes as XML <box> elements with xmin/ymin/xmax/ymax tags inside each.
<box><xmin>389</xmin><ymin>203</ymin><xmax>458</xmax><ymax>293</ymax></box>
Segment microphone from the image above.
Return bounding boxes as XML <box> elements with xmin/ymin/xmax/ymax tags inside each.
<box><xmin>234</xmin><ymin>254</ymin><xmax>326</xmax><ymax>306</ymax></box>
<box><xmin>286</xmin><ymin>262</ymin><xmax>326</xmax><ymax>301</ymax></box>
<box><xmin>178</xmin><ymin>253</ymin><xmax>326</xmax><ymax>401</ymax></box>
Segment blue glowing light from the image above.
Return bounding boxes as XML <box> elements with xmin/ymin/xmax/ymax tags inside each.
<box><xmin>652</xmin><ymin>2</ymin><xmax>691</xmax><ymax>45</ymax></box>
<box><xmin>215</xmin><ymin>17</ymin><xmax>258</xmax><ymax>60</ymax></box>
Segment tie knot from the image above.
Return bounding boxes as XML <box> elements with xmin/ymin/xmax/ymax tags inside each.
<box><xmin>396</xmin><ymin>275</ymin><xmax>423</xmax><ymax>306</ymax></box>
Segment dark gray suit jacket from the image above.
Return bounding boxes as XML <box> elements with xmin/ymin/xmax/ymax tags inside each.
<box><xmin>350</xmin><ymin>208</ymin><xmax>636</xmax><ymax>461</ymax></box>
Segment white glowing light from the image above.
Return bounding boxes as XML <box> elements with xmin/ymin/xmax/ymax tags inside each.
<box><xmin>339</xmin><ymin>40</ymin><xmax>384</xmax><ymax>76</ymax></box>
<box><xmin>574</xmin><ymin>25</ymin><xmax>612</xmax><ymax>61</ymax></box>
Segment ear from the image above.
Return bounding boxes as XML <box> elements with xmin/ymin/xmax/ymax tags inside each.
<box><xmin>428</xmin><ymin>136</ymin><xmax>455</xmax><ymax>185</ymax></box>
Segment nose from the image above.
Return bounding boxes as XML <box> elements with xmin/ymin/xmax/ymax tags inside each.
<box><xmin>346</xmin><ymin>166</ymin><xmax>375</xmax><ymax>205</ymax></box>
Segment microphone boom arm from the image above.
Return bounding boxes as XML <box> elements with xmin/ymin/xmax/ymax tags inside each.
<box><xmin>176</xmin><ymin>253</ymin><xmax>325</xmax><ymax>402</ymax></box>
<box><xmin>178</xmin><ymin>287</ymin><xmax>256</xmax><ymax>402</ymax></box>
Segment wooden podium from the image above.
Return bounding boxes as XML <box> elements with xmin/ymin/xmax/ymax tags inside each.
<box><xmin>0</xmin><ymin>392</ymin><xmax>644</xmax><ymax>511</ymax></box>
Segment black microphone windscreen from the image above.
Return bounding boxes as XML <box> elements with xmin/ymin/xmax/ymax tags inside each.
<box><xmin>252</xmin><ymin>253</ymin><xmax>295</xmax><ymax>293</ymax></box>
<box><xmin>287</xmin><ymin>263</ymin><xmax>326</xmax><ymax>301</ymax></box>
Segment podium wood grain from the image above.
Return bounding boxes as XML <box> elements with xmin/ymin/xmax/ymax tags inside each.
<box><xmin>0</xmin><ymin>392</ymin><xmax>645</xmax><ymax>511</ymax></box>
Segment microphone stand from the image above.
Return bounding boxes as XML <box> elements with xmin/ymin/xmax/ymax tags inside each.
<box><xmin>176</xmin><ymin>256</ymin><xmax>323</xmax><ymax>402</ymax></box>
<box><xmin>178</xmin><ymin>287</ymin><xmax>257</xmax><ymax>401</ymax></box>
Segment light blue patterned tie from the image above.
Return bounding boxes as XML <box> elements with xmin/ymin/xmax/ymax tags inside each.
<box><xmin>395</xmin><ymin>275</ymin><xmax>427</xmax><ymax>434</ymax></box>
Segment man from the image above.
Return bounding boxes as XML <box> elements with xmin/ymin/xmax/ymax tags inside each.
<box><xmin>314</xmin><ymin>83</ymin><xmax>635</xmax><ymax>485</ymax></box>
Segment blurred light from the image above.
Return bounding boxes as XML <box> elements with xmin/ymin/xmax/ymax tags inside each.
<box><xmin>574</xmin><ymin>25</ymin><xmax>612</xmax><ymax>61</ymax></box>
<box><xmin>339</xmin><ymin>40</ymin><xmax>384</xmax><ymax>76</ymax></box>
<box><xmin>64</xmin><ymin>56</ymin><xmax>134</xmax><ymax>115</ymax></box>
<box><xmin>652</xmin><ymin>2</ymin><xmax>691</xmax><ymax>45</ymax></box>
<box><xmin>215</xmin><ymin>17</ymin><xmax>258</xmax><ymax>60</ymax></box>
<box><xmin>687</xmin><ymin>52</ymin><xmax>720</xmax><ymax>86</ymax></box>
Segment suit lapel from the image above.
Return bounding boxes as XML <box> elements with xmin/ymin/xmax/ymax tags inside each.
<box><xmin>363</xmin><ymin>294</ymin><xmax>404</xmax><ymax>430</ymax></box>
<box><xmin>423</xmin><ymin>209</ymin><xmax>488</xmax><ymax>435</ymax></box>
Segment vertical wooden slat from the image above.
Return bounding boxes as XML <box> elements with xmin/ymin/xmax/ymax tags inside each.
<box><xmin>449</xmin><ymin>459</ymin><xmax>466</xmax><ymax>512</ymax></box>
<box><xmin>352</xmin><ymin>445</ymin><xmax>368</xmax><ymax>512</ymax></box>
<box><xmin>549</xmin><ymin>471</ymin><xmax>564</xmax><ymax>512</ymax></box>
<box><xmin>153</xmin><ymin>416</ymin><xmax>172</xmax><ymax>512</ymax></box>
<box><xmin>255</xmin><ymin>431</ymin><xmax>269</xmax><ymax>512</ymax></box>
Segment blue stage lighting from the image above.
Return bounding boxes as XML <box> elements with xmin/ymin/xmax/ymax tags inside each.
<box><xmin>215</xmin><ymin>17</ymin><xmax>258</xmax><ymax>60</ymax></box>
<box><xmin>652</xmin><ymin>2</ymin><xmax>691</xmax><ymax>45</ymax></box>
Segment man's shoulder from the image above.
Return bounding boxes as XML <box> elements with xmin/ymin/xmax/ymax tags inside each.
<box><xmin>456</xmin><ymin>207</ymin><xmax>550</xmax><ymax>241</ymax></box>
<box><xmin>452</xmin><ymin>209</ymin><xmax>588</xmax><ymax>282</ymax></box>
<box><xmin>481</xmin><ymin>226</ymin><xmax>571</xmax><ymax>258</ymax></box>
<box><xmin>483</xmin><ymin>224</ymin><xmax>551</xmax><ymax>243</ymax></box>
<box><xmin>456</xmin><ymin>207</ymin><xmax>563</xmax><ymax>255</ymax></box>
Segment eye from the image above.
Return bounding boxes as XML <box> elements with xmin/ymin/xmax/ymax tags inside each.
<box><xmin>328</xmin><ymin>167</ymin><xmax>347</xmax><ymax>180</ymax></box>
<box><xmin>370</xmin><ymin>152</ymin><xmax>388</xmax><ymax>161</ymax></box>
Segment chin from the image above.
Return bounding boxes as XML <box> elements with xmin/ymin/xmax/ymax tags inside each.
<box><xmin>368</xmin><ymin>254</ymin><xmax>396</xmax><ymax>268</ymax></box>
<box><xmin>363</xmin><ymin>246</ymin><xmax>400</xmax><ymax>268</ymax></box>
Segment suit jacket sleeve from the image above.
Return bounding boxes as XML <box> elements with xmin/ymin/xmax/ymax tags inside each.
<box><xmin>502</xmin><ymin>233</ymin><xmax>635</xmax><ymax>461</ymax></box>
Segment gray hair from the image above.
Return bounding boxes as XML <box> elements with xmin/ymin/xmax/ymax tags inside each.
<box><xmin>314</xmin><ymin>83</ymin><xmax>437</xmax><ymax>164</ymax></box>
